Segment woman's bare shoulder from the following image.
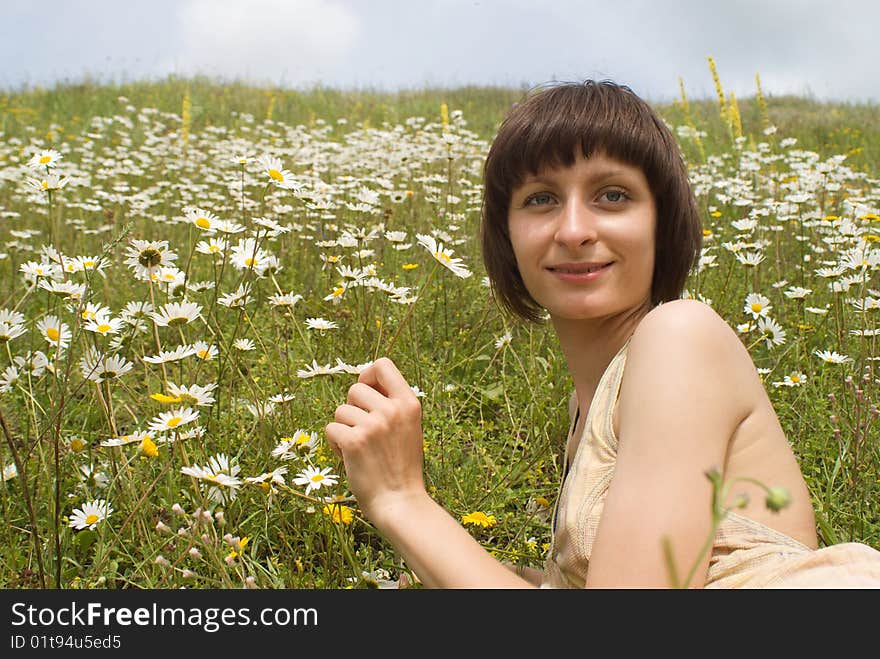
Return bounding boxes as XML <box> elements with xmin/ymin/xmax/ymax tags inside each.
<box><xmin>632</xmin><ymin>300</ymin><xmax>748</xmax><ymax>363</ymax></box>
<box><xmin>625</xmin><ymin>299</ymin><xmax>759</xmax><ymax>418</ymax></box>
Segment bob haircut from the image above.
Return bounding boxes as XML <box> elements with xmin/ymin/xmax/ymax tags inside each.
<box><xmin>481</xmin><ymin>80</ymin><xmax>703</xmax><ymax>322</ymax></box>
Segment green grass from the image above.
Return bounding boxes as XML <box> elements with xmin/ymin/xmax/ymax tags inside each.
<box><xmin>0</xmin><ymin>76</ymin><xmax>878</xmax><ymax>589</ymax></box>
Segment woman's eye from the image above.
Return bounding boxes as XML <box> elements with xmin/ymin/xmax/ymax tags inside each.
<box><xmin>602</xmin><ymin>190</ymin><xmax>627</xmax><ymax>203</ymax></box>
<box><xmin>525</xmin><ymin>193</ymin><xmax>553</xmax><ymax>206</ymax></box>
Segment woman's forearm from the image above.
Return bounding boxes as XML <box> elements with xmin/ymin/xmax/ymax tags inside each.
<box><xmin>371</xmin><ymin>491</ymin><xmax>536</xmax><ymax>588</ymax></box>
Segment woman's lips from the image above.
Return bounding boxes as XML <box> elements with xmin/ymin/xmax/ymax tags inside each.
<box><xmin>547</xmin><ymin>262</ymin><xmax>613</xmax><ymax>281</ymax></box>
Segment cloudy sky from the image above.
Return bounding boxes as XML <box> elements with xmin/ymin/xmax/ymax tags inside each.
<box><xmin>3</xmin><ymin>0</ymin><xmax>878</xmax><ymax>103</ymax></box>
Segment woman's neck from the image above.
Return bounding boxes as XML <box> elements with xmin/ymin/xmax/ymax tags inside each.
<box><xmin>552</xmin><ymin>301</ymin><xmax>654</xmax><ymax>417</ymax></box>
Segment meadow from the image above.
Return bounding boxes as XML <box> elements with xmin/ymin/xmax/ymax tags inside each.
<box><xmin>1</xmin><ymin>66</ymin><xmax>879</xmax><ymax>589</ymax></box>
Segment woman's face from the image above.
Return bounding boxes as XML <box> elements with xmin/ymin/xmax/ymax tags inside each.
<box><xmin>507</xmin><ymin>151</ymin><xmax>657</xmax><ymax>323</ymax></box>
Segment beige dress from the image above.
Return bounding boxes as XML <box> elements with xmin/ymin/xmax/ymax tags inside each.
<box><xmin>541</xmin><ymin>338</ymin><xmax>880</xmax><ymax>588</ymax></box>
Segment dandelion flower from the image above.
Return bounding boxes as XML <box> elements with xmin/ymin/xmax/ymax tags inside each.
<box><xmin>293</xmin><ymin>465</ymin><xmax>338</xmax><ymax>495</ymax></box>
<box><xmin>323</xmin><ymin>503</ymin><xmax>354</xmax><ymax>525</ymax></box>
<box><xmin>461</xmin><ymin>511</ymin><xmax>497</xmax><ymax>528</ymax></box>
<box><xmin>69</xmin><ymin>499</ymin><xmax>113</xmax><ymax>531</ymax></box>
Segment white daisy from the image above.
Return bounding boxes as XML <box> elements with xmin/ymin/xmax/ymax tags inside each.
<box><xmin>814</xmin><ymin>350</ymin><xmax>853</xmax><ymax>364</ymax></box>
<box><xmin>773</xmin><ymin>372</ymin><xmax>807</xmax><ymax>388</ymax></box>
<box><xmin>27</xmin><ymin>148</ymin><xmax>63</xmax><ymax>169</ymax></box>
<box><xmin>416</xmin><ymin>233</ymin><xmax>472</xmax><ymax>278</ymax></box>
<box><xmin>293</xmin><ymin>465</ymin><xmax>339</xmax><ymax>496</ymax></box>
<box><xmin>166</xmin><ymin>382</ymin><xmax>217</xmax><ymax>407</ymax></box>
<box><xmin>181</xmin><ymin>453</ymin><xmax>241</xmax><ymax>504</ymax></box>
<box><xmin>68</xmin><ymin>499</ymin><xmax>113</xmax><ymax>531</ymax></box>
<box><xmin>743</xmin><ymin>293</ymin><xmax>772</xmax><ymax>319</ymax></box>
<box><xmin>151</xmin><ymin>301</ymin><xmax>202</xmax><ymax>327</ymax></box>
<box><xmin>233</xmin><ymin>338</ymin><xmax>256</xmax><ymax>351</ymax></box>
<box><xmin>189</xmin><ymin>341</ymin><xmax>218</xmax><ymax>361</ymax></box>
<box><xmin>148</xmin><ymin>407</ymin><xmax>199</xmax><ymax>434</ymax></box>
<box><xmin>36</xmin><ymin>315</ymin><xmax>71</xmax><ymax>351</ymax></box>
<box><xmin>185</xmin><ymin>207</ymin><xmax>220</xmax><ymax>232</ymax></box>
<box><xmin>305</xmin><ymin>317</ymin><xmax>339</xmax><ymax>331</ymax></box>
<box><xmin>142</xmin><ymin>345</ymin><xmax>197</xmax><ymax>364</ymax></box>
<box><xmin>757</xmin><ymin>317</ymin><xmax>786</xmax><ymax>349</ymax></box>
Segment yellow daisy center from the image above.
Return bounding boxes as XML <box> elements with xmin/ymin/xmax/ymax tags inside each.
<box><xmin>197</xmin><ymin>350</ymin><xmax>210</xmax><ymax>359</ymax></box>
<box><xmin>39</xmin><ymin>155</ymin><xmax>52</xmax><ymax>164</ymax></box>
<box><xmin>83</xmin><ymin>260</ymin><xmax>96</xmax><ymax>268</ymax></box>
<box><xmin>750</xmin><ymin>303</ymin><xmax>763</xmax><ymax>312</ymax></box>
<box><xmin>166</xmin><ymin>417</ymin><xmax>183</xmax><ymax>428</ymax></box>
<box><xmin>244</xmin><ymin>257</ymin><xmax>257</xmax><ymax>267</ymax></box>
<box><xmin>434</xmin><ymin>251</ymin><xmax>451</xmax><ymax>264</ymax></box>
<box><xmin>332</xmin><ymin>287</ymin><xmax>344</xmax><ymax>297</ymax></box>
<box><xmin>97</xmin><ymin>324</ymin><xmax>111</xmax><ymax>333</ymax></box>
<box><xmin>268</xmin><ymin>169</ymin><xmax>284</xmax><ymax>182</ymax></box>
<box><xmin>790</xmin><ymin>375</ymin><xmax>801</xmax><ymax>383</ymax></box>
<box><xmin>402</xmin><ymin>263</ymin><xmax>418</xmax><ymax>270</ymax></box>
<box><xmin>46</xmin><ymin>327</ymin><xmax>60</xmax><ymax>342</ymax></box>
<box><xmin>70</xmin><ymin>438</ymin><xmax>86</xmax><ymax>452</ymax></box>
<box><xmin>41</xmin><ymin>180</ymin><xmax>49</xmax><ymax>190</ymax></box>
<box><xmin>209</xmin><ymin>245</ymin><xmax>221</xmax><ymax>253</ymax></box>
<box><xmin>85</xmin><ymin>514</ymin><xmax>99</xmax><ymax>525</ymax></box>
<box><xmin>196</xmin><ymin>217</ymin><xmax>211</xmax><ymax>229</ymax></box>
<box><xmin>310</xmin><ymin>474</ymin><xmax>325</xmax><ymax>483</ymax></box>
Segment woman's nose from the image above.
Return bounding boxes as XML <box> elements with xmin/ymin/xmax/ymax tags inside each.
<box><xmin>554</xmin><ymin>200</ymin><xmax>598</xmax><ymax>247</ymax></box>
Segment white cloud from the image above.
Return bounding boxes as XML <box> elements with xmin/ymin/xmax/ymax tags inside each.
<box><xmin>171</xmin><ymin>0</ymin><xmax>360</xmax><ymax>85</ymax></box>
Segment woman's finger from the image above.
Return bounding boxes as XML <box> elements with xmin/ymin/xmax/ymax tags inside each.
<box><xmin>334</xmin><ymin>403</ymin><xmax>370</xmax><ymax>427</ymax></box>
<box><xmin>358</xmin><ymin>357</ymin><xmax>414</xmax><ymax>400</ymax></box>
<box><xmin>347</xmin><ymin>381</ymin><xmax>388</xmax><ymax>411</ymax></box>
<box><xmin>323</xmin><ymin>421</ymin><xmax>348</xmax><ymax>458</ymax></box>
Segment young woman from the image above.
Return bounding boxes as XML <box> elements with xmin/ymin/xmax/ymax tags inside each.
<box><xmin>324</xmin><ymin>80</ymin><xmax>880</xmax><ymax>588</ymax></box>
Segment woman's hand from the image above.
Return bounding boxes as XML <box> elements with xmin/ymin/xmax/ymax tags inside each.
<box><xmin>324</xmin><ymin>357</ymin><xmax>426</xmax><ymax>528</ymax></box>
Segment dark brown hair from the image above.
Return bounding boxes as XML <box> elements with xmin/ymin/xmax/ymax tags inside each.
<box><xmin>481</xmin><ymin>80</ymin><xmax>703</xmax><ymax>322</ymax></box>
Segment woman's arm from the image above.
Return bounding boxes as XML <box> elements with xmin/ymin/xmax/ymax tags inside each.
<box><xmin>586</xmin><ymin>300</ymin><xmax>754</xmax><ymax>588</ymax></box>
<box><xmin>325</xmin><ymin>357</ymin><xmax>535</xmax><ymax>588</ymax></box>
